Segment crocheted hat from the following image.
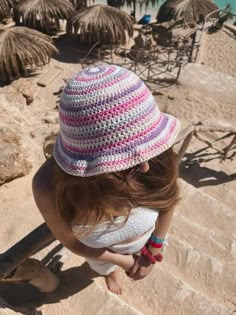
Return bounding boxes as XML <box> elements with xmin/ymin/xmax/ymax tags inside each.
<box><xmin>54</xmin><ymin>65</ymin><xmax>180</xmax><ymax>176</ymax></box>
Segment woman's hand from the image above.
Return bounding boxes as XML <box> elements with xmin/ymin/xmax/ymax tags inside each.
<box><xmin>126</xmin><ymin>255</ymin><xmax>154</xmax><ymax>280</ymax></box>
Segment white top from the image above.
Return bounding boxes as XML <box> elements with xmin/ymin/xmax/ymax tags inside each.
<box><xmin>72</xmin><ymin>207</ymin><xmax>158</xmax><ymax>248</ymax></box>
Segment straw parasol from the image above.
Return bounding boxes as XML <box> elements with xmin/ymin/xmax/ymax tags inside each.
<box><xmin>108</xmin><ymin>0</ymin><xmax>159</xmax><ymax>20</ymax></box>
<box><xmin>69</xmin><ymin>4</ymin><xmax>133</xmax><ymax>45</ymax></box>
<box><xmin>0</xmin><ymin>0</ymin><xmax>13</xmax><ymax>20</ymax></box>
<box><xmin>16</xmin><ymin>0</ymin><xmax>75</xmax><ymax>34</ymax></box>
<box><xmin>69</xmin><ymin>0</ymin><xmax>87</xmax><ymax>9</ymax></box>
<box><xmin>107</xmin><ymin>0</ymin><xmax>125</xmax><ymax>9</ymax></box>
<box><xmin>157</xmin><ymin>0</ymin><xmax>219</xmax><ymax>24</ymax></box>
<box><xmin>0</xmin><ymin>26</ymin><xmax>58</xmax><ymax>81</ymax></box>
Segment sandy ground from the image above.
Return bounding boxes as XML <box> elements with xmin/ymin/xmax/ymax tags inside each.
<box><xmin>0</xmin><ymin>27</ymin><xmax>236</xmax><ymax>315</ymax></box>
<box><xmin>200</xmin><ymin>26</ymin><xmax>236</xmax><ymax>78</ymax></box>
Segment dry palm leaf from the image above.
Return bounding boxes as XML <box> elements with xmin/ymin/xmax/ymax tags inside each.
<box><xmin>69</xmin><ymin>4</ymin><xmax>133</xmax><ymax>45</ymax></box>
<box><xmin>16</xmin><ymin>0</ymin><xmax>74</xmax><ymax>32</ymax></box>
<box><xmin>0</xmin><ymin>26</ymin><xmax>58</xmax><ymax>81</ymax></box>
<box><xmin>157</xmin><ymin>0</ymin><xmax>219</xmax><ymax>23</ymax></box>
<box><xmin>69</xmin><ymin>0</ymin><xmax>88</xmax><ymax>9</ymax></box>
<box><xmin>0</xmin><ymin>0</ymin><xmax>12</xmax><ymax>20</ymax></box>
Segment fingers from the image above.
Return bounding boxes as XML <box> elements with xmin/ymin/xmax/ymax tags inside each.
<box><xmin>127</xmin><ymin>267</ymin><xmax>146</xmax><ymax>281</ymax></box>
<box><xmin>126</xmin><ymin>261</ymin><xmax>140</xmax><ymax>278</ymax></box>
<box><xmin>127</xmin><ymin>256</ymin><xmax>147</xmax><ymax>278</ymax></box>
<box><xmin>130</xmin><ymin>263</ymin><xmax>154</xmax><ymax>281</ymax></box>
<box><xmin>133</xmin><ymin>270</ymin><xmax>146</xmax><ymax>281</ymax></box>
<box><xmin>126</xmin><ymin>256</ymin><xmax>153</xmax><ymax>280</ymax></box>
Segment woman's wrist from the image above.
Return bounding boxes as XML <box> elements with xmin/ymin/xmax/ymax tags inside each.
<box><xmin>147</xmin><ymin>234</ymin><xmax>165</xmax><ymax>254</ymax></box>
<box><xmin>141</xmin><ymin>246</ymin><xmax>163</xmax><ymax>264</ymax></box>
<box><xmin>148</xmin><ymin>245</ymin><xmax>162</xmax><ymax>256</ymax></box>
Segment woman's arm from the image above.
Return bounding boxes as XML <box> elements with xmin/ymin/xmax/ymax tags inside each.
<box><xmin>32</xmin><ymin>171</ymin><xmax>134</xmax><ymax>270</ymax></box>
<box><xmin>148</xmin><ymin>208</ymin><xmax>174</xmax><ymax>255</ymax></box>
<box><xmin>128</xmin><ymin>208</ymin><xmax>175</xmax><ymax>280</ymax></box>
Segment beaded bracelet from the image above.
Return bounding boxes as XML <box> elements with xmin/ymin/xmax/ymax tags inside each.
<box><xmin>148</xmin><ymin>239</ymin><xmax>163</xmax><ymax>248</ymax></box>
<box><xmin>148</xmin><ymin>235</ymin><xmax>165</xmax><ymax>249</ymax></box>
<box><xmin>141</xmin><ymin>246</ymin><xmax>163</xmax><ymax>264</ymax></box>
<box><xmin>150</xmin><ymin>235</ymin><xmax>165</xmax><ymax>244</ymax></box>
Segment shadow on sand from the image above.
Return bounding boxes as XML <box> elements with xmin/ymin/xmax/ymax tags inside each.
<box><xmin>53</xmin><ymin>36</ymin><xmax>82</xmax><ymax>64</ymax></box>
<box><xmin>0</xmin><ymin>263</ymin><xmax>94</xmax><ymax>315</ymax></box>
<box><xmin>53</xmin><ymin>36</ymin><xmax>105</xmax><ymax>65</ymax></box>
<box><xmin>180</xmin><ymin>159</ymin><xmax>236</xmax><ymax>188</ymax></box>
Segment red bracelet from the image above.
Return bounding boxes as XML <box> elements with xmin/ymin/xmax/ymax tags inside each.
<box><xmin>148</xmin><ymin>239</ymin><xmax>163</xmax><ymax>248</ymax></box>
<box><xmin>141</xmin><ymin>246</ymin><xmax>163</xmax><ymax>264</ymax></box>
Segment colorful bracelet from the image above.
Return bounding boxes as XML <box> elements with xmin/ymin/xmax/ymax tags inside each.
<box><xmin>141</xmin><ymin>246</ymin><xmax>163</xmax><ymax>264</ymax></box>
<box><xmin>148</xmin><ymin>239</ymin><xmax>163</xmax><ymax>248</ymax></box>
<box><xmin>148</xmin><ymin>235</ymin><xmax>165</xmax><ymax>249</ymax></box>
<box><xmin>150</xmin><ymin>235</ymin><xmax>165</xmax><ymax>244</ymax></box>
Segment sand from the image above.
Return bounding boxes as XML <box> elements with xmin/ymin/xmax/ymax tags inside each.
<box><xmin>199</xmin><ymin>26</ymin><xmax>236</xmax><ymax>78</ymax></box>
<box><xmin>0</xmin><ymin>26</ymin><xmax>236</xmax><ymax>315</ymax></box>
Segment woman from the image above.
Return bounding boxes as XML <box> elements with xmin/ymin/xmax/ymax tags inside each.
<box><xmin>32</xmin><ymin>65</ymin><xmax>180</xmax><ymax>295</ymax></box>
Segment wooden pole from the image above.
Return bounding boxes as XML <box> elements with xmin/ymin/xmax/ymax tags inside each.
<box><xmin>133</xmin><ymin>0</ymin><xmax>136</xmax><ymax>21</ymax></box>
<box><xmin>223</xmin><ymin>134</ymin><xmax>236</xmax><ymax>160</ymax></box>
<box><xmin>0</xmin><ymin>223</ymin><xmax>55</xmax><ymax>279</ymax></box>
<box><xmin>111</xmin><ymin>46</ymin><xmax>113</xmax><ymax>62</ymax></box>
<box><xmin>147</xmin><ymin>63</ymin><xmax>151</xmax><ymax>81</ymax></box>
<box><xmin>177</xmin><ymin>132</ymin><xmax>193</xmax><ymax>163</ymax></box>
<box><xmin>176</xmin><ymin>62</ymin><xmax>182</xmax><ymax>81</ymax></box>
<box><xmin>98</xmin><ymin>47</ymin><xmax>101</xmax><ymax>60</ymax></box>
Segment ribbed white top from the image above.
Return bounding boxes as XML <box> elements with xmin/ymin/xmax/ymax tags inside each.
<box><xmin>72</xmin><ymin>207</ymin><xmax>158</xmax><ymax>248</ymax></box>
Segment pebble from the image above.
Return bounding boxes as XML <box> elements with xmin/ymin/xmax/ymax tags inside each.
<box><xmin>43</xmin><ymin>111</ymin><xmax>58</xmax><ymax>124</ymax></box>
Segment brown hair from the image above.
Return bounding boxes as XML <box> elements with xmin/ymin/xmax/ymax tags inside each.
<box><xmin>53</xmin><ymin>147</ymin><xmax>180</xmax><ymax>229</ymax></box>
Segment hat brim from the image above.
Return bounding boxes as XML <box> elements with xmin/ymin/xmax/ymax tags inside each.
<box><xmin>53</xmin><ymin>113</ymin><xmax>180</xmax><ymax>177</ymax></box>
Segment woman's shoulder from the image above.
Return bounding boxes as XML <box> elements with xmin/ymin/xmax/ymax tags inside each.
<box><xmin>33</xmin><ymin>158</ymin><xmax>75</xmax><ymax>241</ymax></box>
<box><xmin>32</xmin><ymin>157</ymin><xmax>56</xmax><ymax>201</ymax></box>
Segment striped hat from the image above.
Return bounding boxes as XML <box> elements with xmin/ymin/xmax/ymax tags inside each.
<box><xmin>54</xmin><ymin>65</ymin><xmax>180</xmax><ymax>176</ymax></box>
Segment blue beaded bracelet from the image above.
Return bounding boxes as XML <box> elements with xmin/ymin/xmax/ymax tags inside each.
<box><xmin>150</xmin><ymin>235</ymin><xmax>165</xmax><ymax>244</ymax></box>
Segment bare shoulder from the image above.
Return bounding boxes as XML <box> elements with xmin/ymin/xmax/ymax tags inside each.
<box><xmin>32</xmin><ymin>157</ymin><xmax>56</xmax><ymax>213</ymax></box>
<box><xmin>32</xmin><ymin>158</ymin><xmax>79</xmax><ymax>246</ymax></box>
<box><xmin>33</xmin><ymin>157</ymin><xmax>55</xmax><ymax>190</ymax></box>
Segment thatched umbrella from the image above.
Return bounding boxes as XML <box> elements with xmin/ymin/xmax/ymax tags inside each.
<box><xmin>0</xmin><ymin>26</ymin><xmax>58</xmax><ymax>81</ymax></box>
<box><xmin>16</xmin><ymin>0</ymin><xmax>75</xmax><ymax>34</ymax></box>
<box><xmin>108</xmin><ymin>0</ymin><xmax>159</xmax><ymax>21</ymax></box>
<box><xmin>107</xmin><ymin>0</ymin><xmax>125</xmax><ymax>9</ymax></box>
<box><xmin>0</xmin><ymin>0</ymin><xmax>13</xmax><ymax>20</ymax></box>
<box><xmin>0</xmin><ymin>0</ymin><xmax>19</xmax><ymax>24</ymax></box>
<box><xmin>157</xmin><ymin>0</ymin><xmax>219</xmax><ymax>24</ymax></box>
<box><xmin>69</xmin><ymin>0</ymin><xmax>87</xmax><ymax>10</ymax></box>
<box><xmin>69</xmin><ymin>4</ymin><xmax>133</xmax><ymax>45</ymax></box>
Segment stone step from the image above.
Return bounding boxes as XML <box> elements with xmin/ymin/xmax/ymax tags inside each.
<box><xmin>164</xmin><ymin>236</ymin><xmax>236</xmax><ymax>308</ymax></box>
<box><xmin>111</xmin><ymin>263</ymin><xmax>232</xmax><ymax>315</ymax></box>
<box><xmin>202</xmin><ymin>180</ymin><xmax>236</xmax><ymax>210</ymax></box>
<box><xmin>39</xmin><ymin>278</ymin><xmax>143</xmax><ymax>315</ymax></box>
<box><xmin>1</xmin><ymin>268</ymin><xmax>143</xmax><ymax>315</ymax></box>
<box><xmin>171</xmin><ymin>213</ymin><xmax>235</xmax><ymax>262</ymax></box>
<box><xmin>177</xmin><ymin>180</ymin><xmax>236</xmax><ymax>239</ymax></box>
<box><xmin>1</xmin><ymin>240</ymin><xmax>143</xmax><ymax>315</ymax></box>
